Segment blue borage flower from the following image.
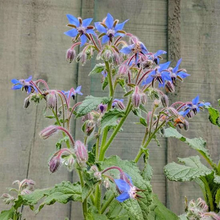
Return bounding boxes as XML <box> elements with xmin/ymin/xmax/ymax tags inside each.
<box><xmin>95</xmin><ymin>13</ymin><xmax>128</xmax><ymax>44</ymax></box>
<box><xmin>168</xmin><ymin>58</ymin><xmax>190</xmax><ymax>85</ymax></box>
<box><xmin>11</xmin><ymin>76</ymin><xmax>36</xmax><ymax>93</ymax></box>
<box><xmin>120</xmin><ymin>41</ymin><xmax>148</xmax><ymax>65</ymax></box>
<box><xmin>64</xmin><ymin>15</ymin><xmax>95</xmax><ymax>46</ymax></box>
<box><xmin>179</xmin><ymin>95</ymin><xmax>211</xmax><ymax>117</ymax></box>
<box><xmin>62</xmin><ymin>86</ymin><xmax>83</xmax><ymax>99</ymax></box>
<box><xmin>142</xmin><ymin>61</ymin><xmax>171</xmax><ymax>87</ymax></box>
<box><xmin>147</xmin><ymin>50</ymin><xmax>167</xmax><ymax>65</ymax></box>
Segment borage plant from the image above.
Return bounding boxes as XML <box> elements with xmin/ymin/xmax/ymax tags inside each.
<box><xmin>0</xmin><ymin>13</ymin><xmax>215</xmax><ymax>220</ymax></box>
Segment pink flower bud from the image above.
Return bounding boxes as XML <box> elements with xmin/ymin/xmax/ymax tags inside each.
<box><xmin>39</xmin><ymin>125</ymin><xmax>58</xmax><ymax>139</ymax></box>
<box><xmin>63</xmin><ymin>155</ymin><xmax>75</xmax><ymax>172</ymax></box>
<box><xmin>118</xmin><ymin>64</ymin><xmax>128</xmax><ymax>76</ymax></box>
<box><xmin>23</xmin><ymin>96</ymin><xmax>30</xmax><ymax>108</ymax></box>
<box><xmin>94</xmin><ymin>171</ymin><xmax>102</xmax><ymax>180</ymax></box>
<box><xmin>153</xmin><ymin>99</ymin><xmax>160</xmax><ymax>108</ymax></box>
<box><xmin>49</xmin><ymin>151</ymin><xmax>61</xmax><ymax>173</ymax></box>
<box><xmin>140</xmin><ymin>92</ymin><xmax>147</xmax><ymax>105</ymax></box>
<box><xmin>66</xmin><ymin>48</ymin><xmax>76</xmax><ymax>63</ymax></box>
<box><xmin>103</xmin><ymin>49</ymin><xmax>112</xmax><ymax>61</ymax></box>
<box><xmin>132</xmin><ymin>86</ymin><xmax>141</xmax><ymax>108</ymax></box>
<box><xmin>46</xmin><ymin>91</ymin><xmax>57</xmax><ymax>109</ymax></box>
<box><xmin>165</xmin><ymin>81</ymin><xmax>175</xmax><ymax>93</ymax></box>
<box><xmin>161</xmin><ymin>94</ymin><xmax>169</xmax><ymax>107</ymax></box>
<box><xmin>75</xmin><ymin>140</ymin><xmax>88</xmax><ymax>164</ymax></box>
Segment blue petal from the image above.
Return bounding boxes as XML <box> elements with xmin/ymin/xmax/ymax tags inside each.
<box><xmin>141</xmin><ymin>71</ymin><xmax>155</xmax><ymax>85</ymax></box>
<box><xmin>120</xmin><ymin>44</ymin><xmax>134</xmax><ymax>54</ymax></box>
<box><xmin>116</xmin><ymin>192</ymin><xmax>130</xmax><ymax>202</ymax></box>
<box><xmin>86</xmin><ymin>29</ymin><xmax>96</xmax><ymax>35</ymax></box>
<box><xmin>80</xmin><ymin>34</ymin><xmax>87</xmax><ymax>46</ymax></box>
<box><xmin>115</xmin><ymin>32</ymin><xmax>125</xmax><ymax>37</ymax></box>
<box><xmin>66</xmin><ymin>14</ymin><xmax>80</xmax><ymax>27</ymax></box>
<box><xmin>94</xmin><ymin>22</ymin><xmax>107</xmax><ymax>33</ymax></box>
<box><xmin>25</xmin><ymin>76</ymin><xmax>32</xmax><ymax>82</ymax></box>
<box><xmin>64</xmin><ymin>29</ymin><xmax>78</xmax><ymax>37</ymax></box>
<box><xmin>177</xmin><ymin>72</ymin><xmax>190</xmax><ymax>79</ymax></box>
<box><xmin>192</xmin><ymin>95</ymin><xmax>199</xmax><ymax>105</ymax></box>
<box><xmin>12</xmin><ymin>84</ymin><xmax>22</xmax><ymax>90</ymax></box>
<box><xmin>102</xmin><ymin>35</ymin><xmax>109</xmax><ymax>44</ymax></box>
<box><xmin>161</xmin><ymin>72</ymin><xmax>171</xmax><ymax>81</ymax></box>
<box><xmin>204</xmin><ymin>102</ymin><xmax>211</xmax><ymax>107</ymax></box>
<box><xmin>114</xmin><ymin>179</ymin><xmax>130</xmax><ymax>192</ymax></box>
<box><xmin>173</xmin><ymin>58</ymin><xmax>182</xmax><ymax>73</ymax></box>
<box><xmin>115</xmin><ymin>19</ymin><xmax>129</xmax><ymax>31</ymax></box>
<box><xmin>11</xmin><ymin>79</ymin><xmax>20</xmax><ymax>84</ymax></box>
<box><xmin>75</xmin><ymin>86</ymin><xmax>83</xmax><ymax>95</ymax></box>
<box><xmin>159</xmin><ymin>61</ymin><xmax>171</xmax><ymax>71</ymax></box>
<box><xmin>82</xmin><ymin>18</ymin><xmax>93</xmax><ymax>27</ymax></box>
<box><xmin>105</xmin><ymin>13</ymin><xmax>114</xmax><ymax>29</ymax></box>
<box><xmin>27</xmin><ymin>86</ymin><xmax>31</xmax><ymax>93</ymax></box>
<box><xmin>154</xmin><ymin>50</ymin><xmax>167</xmax><ymax>57</ymax></box>
<box><xmin>140</xmin><ymin>43</ymin><xmax>148</xmax><ymax>54</ymax></box>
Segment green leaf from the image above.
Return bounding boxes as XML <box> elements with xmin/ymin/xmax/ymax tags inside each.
<box><xmin>214</xmin><ymin>173</ymin><xmax>220</xmax><ymax>184</ymax></box>
<box><xmin>101</xmin><ymin>156</ymin><xmax>153</xmax><ymax>219</ymax></box>
<box><xmin>142</xmin><ymin>162</ymin><xmax>153</xmax><ymax>182</ymax></box>
<box><xmin>101</xmin><ymin>109</ymin><xmax>125</xmax><ymax>131</ymax></box>
<box><xmin>164</xmin><ymin>156</ymin><xmax>212</xmax><ymax>181</ymax></box>
<box><xmin>76</xmin><ymin>96</ymin><xmax>111</xmax><ymax>118</ymax></box>
<box><xmin>163</xmin><ymin>128</ymin><xmax>213</xmax><ymax>163</ymax></box>
<box><xmin>89</xmin><ymin>63</ymin><xmax>105</xmax><ymax>76</ymax></box>
<box><xmin>56</xmin><ymin>136</ymin><xmax>69</xmax><ymax>150</ymax></box>
<box><xmin>0</xmin><ymin>208</ymin><xmax>15</xmax><ymax>220</ymax></box>
<box><xmin>86</xmin><ymin>212</ymin><xmax>109</xmax><ymax>220</ymax></box>
<box><xmin>215</xmin><ymin>189</ymin><xmax>220</xmax><ymax>208</ymax></box>
<box><xmin>36</xmin><ymin>181</ymin><xmax>81</xmax><ymax>212</ymax></box>
<box><xmin>208</xmin><ymin>106</ymin><xmax>220</xmax><ymax>127</ymax></box>
<box><xmin>147</xmin><ymin>194</ymin><xmax>178</xmax><ymax>220</ymax></box>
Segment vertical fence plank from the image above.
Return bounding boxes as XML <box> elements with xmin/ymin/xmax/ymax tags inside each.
<box><xmin>167</xmin><ymin>0</ymin><xmax>220</xmax><ymax>214</ymax></box>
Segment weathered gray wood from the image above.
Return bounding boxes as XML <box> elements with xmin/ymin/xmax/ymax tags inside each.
<box><xmin>167</xmin><ymin>0</ymin><xmax>220</xmax><ymax>215</ymax></box>
<box><xmin>0</xmin><ymin>0</ymin><xmax>81</xmax><ymax>219</ymax></box>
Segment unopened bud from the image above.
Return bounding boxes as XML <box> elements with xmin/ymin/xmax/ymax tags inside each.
<box><xmin>39</xmin><ymin>125</ymin><xmax>58</xmax><ymax>139</ymax></box>
<box><xmin>46</xmin><ymin>91</ymin><xmax>57</xmax><ymax>109</ymax></box>
<box><xmin>103</xmin><ymin>49</ymin><xmax>112</xmax><ymax>61</ymax></box>
<box><xmin>118</xmin><ymin>64</ymin><xmax>128</xmax><ymax>76</ymax></box>
<box><xmin>66</xmin><ymin>48</ymin><xmax>76</xmax><ymax>63</ymax></box>
<box><xmin>154</xmin><ymin>99</ymin><xmax>160</xmax><ymax>108</ymax></box>
<box><xmin>183</xmin><ymin>119</ymin><xmax>189</xmax><ymax>131</ymax></box>
<box><xmin>132</xmin><ymin>86</ymin><xmax>141</xmax><ymax>108</ymax></box>
<box><xmin>75</xmin><ymin>140</ymin><xmax>88</xmax><ymax>164</ymax></box>
<box><xmin>1</xmin><ymin>193</ymin><xmax>14</xmax><ymax>204</ymax></box>
<box><xmin>94</xmin><ymin>171</ymin><xmax>102</xmax><ymax>180</ymax></box>
<box><xmin>85</xmin><ymin>120</ymin><xmax>95</xmax><ymax>136</ymax></box>
<box><xmin>82</xmin><ymin>113</ymin><xmax>93</xmax><ymax>122</ymax></box>
<box><xmin>112</xmin><ymin>52</ymin><xmax>120</xmax><ymax>65</ymax></box>
<box><xmin>24</xmin><ymin>96</ymin><xmax>30</xmax><ymax>108</ymax></box>
<box><xmin>76</xmin><ymin>52</ymin><xmax>87</xmax><ymax>65</ymax></box>
<box><xmin>90</xmin><ymin>165</ymin><xmax>99</xmax><ymax>172</ymax></box>
<box><xmin>165</xmin><ymin>81</ymin><xmax>175</xmax><ymax>93</ymax></box>
<box><xmin>112</xmin><ymin>99</ymin><xmax>125</xmax><ymax>110</ymax></box>
<box><xmin>63</xmin><ymin>155</ymin><xmax>75</xmax><ymax>172</ymax></box>
<box><xmin>49</xmin><ymin>152</ymin><xmax>61</xmax><ymax>173</ymax></box>
<box><xmin>140</xmin><ymin>93</ymin><xmax>147</xmax><ymax>105</ymax></box>
<box><xmin>161</xmin><ymin>94</ymin><xmax>169</xmax><ymax>107</ymax></box>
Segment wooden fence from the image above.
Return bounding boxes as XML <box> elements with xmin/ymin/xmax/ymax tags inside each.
<box><xmin>1</xmin><ymin>0</ymin><xmax>220</xmax><ymax>219</ymax></box>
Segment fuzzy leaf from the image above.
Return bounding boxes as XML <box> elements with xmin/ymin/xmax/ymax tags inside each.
<box><xmin>164</xmin><ymin>156</ymin><xmax>212</xmax><ymax>181</ymax></box>
<box><xmin>101</xmin><ymin>109</ymin><xmax>125</xmax><ymax>131</ymax></box>
<box><xmin>76</xmin><ymin>96</ymin><xmax>111</xmax><ymax>117</ymax></box>
<box><xmin>163</xmin><ymin>128</ymin><xmax>213</xmax><ymax>163</ymax></box>
<box><xmin>208</xmin><ymin>107</ymin><xmax>220</xmax><ymax>127</ymax></box>
<box><xmin>215</xmin><ymin>189</ymin><xmax>220</xmax><ymax>208</ymax></box>
<box><xmin>35</xmin><ymin>181</ymin><xmax>81</xmax><ymax>212</ymax></box>
<box><xmin>214</xmin><ymin>173</ymin><xmax>220</xmax><ymax>184</ymax></box>
<box><xmin>147</xmin><ymin>194</ymin><xmax>178</xmax><ymax>220</ymax></box>
<box><xmin>0</xmin><ymin>208</ymin><xmax>15</xmax><ymax>220</ymax></box>
<box><xmin>142</xmin><ymin>162</ymin><xmax>153</xmax><ymax>181</ymax></box>
<box><xmin>101</xmin><ymin>156</ymin><xmax>153</xmax><ymax>219</ymax></box>
<box><xmin>89</xmin><ymin>63</ymin><xmax>105</xmax><ymax>76</ymax></box>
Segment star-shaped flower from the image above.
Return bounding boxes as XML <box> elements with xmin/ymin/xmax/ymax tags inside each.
<box><xmin>114</xmin><ymin>179</ymin><xmax>137</xmax><ymax>202</ymax></box>
<box><xmin>11</xmin><ymin>76</ymin><xmax>35</xmax><ymax>93</ymax></box>
<box><xmin>64</xmin><ymin>15</ymin><xmax>95</xmax><ymax>46</ymax></box>
<box><xmin>169</xmin><ymin>58</ymin><xmax>190</xmax><ymax>85</ymax></box>
<box><xmin>62</xmin><ymin>86</ymin><xmax>83</xmax><ymax>99</ymax></box>
<box><xmin>142</xmin><ymin>61</ymin><xmax>171</xmax><ymax>87</ymax></box>
<box><xmin>95</xmin><ymin>13</ymin><xmax>128</xmax><ymax>44</ymax></box>
<box><xmin>147</xmin><ymin>50</ymin><xmax>167</xmax><ymax>65</ymax></box>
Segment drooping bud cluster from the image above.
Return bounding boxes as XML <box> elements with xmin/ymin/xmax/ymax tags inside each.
<box><xmin>74</xmin><ymin>140</ymin><xmax>88</xmax><ymax>165</ymax></box>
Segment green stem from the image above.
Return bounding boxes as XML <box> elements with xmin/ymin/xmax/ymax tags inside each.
<box><xmin>101</xmin><ymin>194</ymin><xmax>115</xmax><ymax>214</ymax></box>
<box><xmin>96</xmin><ymin>130</ymin><xmax>101</xmax><ymax>161</ymax></box>
<box><xmin>134</xmin><ymin>121</ymin><xmax>166</xmax><ymax>163</ymax></box>
<box><xmin>77</xmin><ymin>169</ymin><xmax>88</xmax><ymax>217</ymax></box>
<box><xmin>99</xmin><ymin>100</ymin><xmax>132</xmax><ymax>161</ymax></box>
<box><xmin>200</xmin><ymin>177</ymin><xmax>214</xmax><ymax>211</ymax></box>
<box><xmin>105</xmin><ymin>61</ymin><xmax>114</xmax><ymax>109</ymax></box>
<box><xmin>94</xmin><ymin>184</ymin><xmax>101</xmax><ymax>213</ymax></box>
<box><xmin>52</xmin><ymin>109</ymin><xmax>71</xmax><ymax>148</ymax></box>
